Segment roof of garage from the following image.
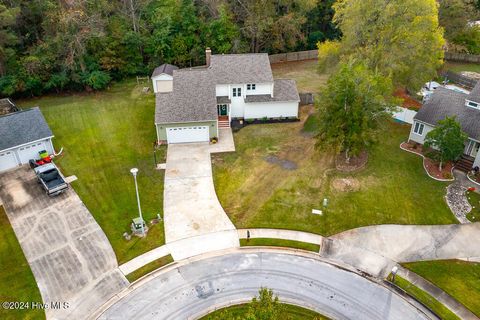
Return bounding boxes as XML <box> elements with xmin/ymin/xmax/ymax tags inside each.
<box><xmin>0</xmin><ymin>107</ymin><xmax>53</xmax><ymax>152</ymax></box>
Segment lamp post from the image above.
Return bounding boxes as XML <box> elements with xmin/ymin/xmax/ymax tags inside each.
<box><xmin>130</xmin><ymin>168</ymin><xmax>145</xmax><ymax>236</ymax></box>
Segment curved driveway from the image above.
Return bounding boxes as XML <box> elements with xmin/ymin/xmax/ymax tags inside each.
<box><xmin>99</xmin><ymin>251</ymin><xmax>433</xmax><ymax>320</ymax></box>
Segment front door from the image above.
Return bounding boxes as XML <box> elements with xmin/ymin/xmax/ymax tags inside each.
<box><xmin>217</xmin><ymin>104</ymin><xmax>228</xmax><ymax>116</ymax></box>
<box><xmin>466</xmin><ymin>139</ymin><xmax>480</xmax><ymax>158</ymax></box>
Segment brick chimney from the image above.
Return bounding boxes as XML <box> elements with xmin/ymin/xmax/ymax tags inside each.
<box><xmin>205</xmin><ymin>47</ymin><xmax>212</xmax><ymax>67</ymax></box>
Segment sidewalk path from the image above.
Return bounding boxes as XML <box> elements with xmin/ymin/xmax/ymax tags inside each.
<box><xmin>237</xmin><ymin>228</ymin><xmax>323</xmax><ymax>246</ymax></box>
<box><xmin>163</xmin><ymin>128</ymin><xmax>239</xmax><ymax>260</ymax></box>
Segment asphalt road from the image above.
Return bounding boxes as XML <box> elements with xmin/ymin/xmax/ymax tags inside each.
<box><xmin>99</xmin><ymin>251</ymin><xmax>433</xmax><ymax>320</ymax></box>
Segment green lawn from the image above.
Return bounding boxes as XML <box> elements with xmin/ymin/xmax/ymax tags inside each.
<box><xmin>0</xmin><ymin>207</ymin><xmax>44</xmax><ymax>320</ymax></box>
<box><xmin>239</xmin><ymin>238</ymin><xmax>320</xmax><ymax>252</ymax></box>
<box><xmin>201</xmin><ymin>303</ymin><xmax>328</xmax><ymax>320</ymax></box>
<box><xmin>18</xmin><ymin>80</ymin><xmax>166</xmax><ymax>264</ymax></box>
<box><xmin>271</xmin><ymin>59</ymin><xmax>328</xmax><ymax>93</ymax></box>
<box><xmin>403</xmin><ymin>260</ymin><xmax>480</xmax><ymax>317</ymax></box>
<box><xmin>466</xmin><ymin>190</ymin><xmax>480</xmax><ymax>222</ymax></box>
<box><xmin>393</xmin><ymin>276</ymin><xmax>459</xmax><ymax>320</ymax></box>
<box><xmin>212</xmin><ymin>109</ymin><xmax>457</xmax><ymax>236</ymax></box>
<box><xmin>444</xmin><ymin>61</ymin><xmax>480</xmax><ymax>74</ymax></box>
<box><xmin>126</xmin><ymin>254</ymin><xmax>174</xmax><ymax>283</ymax></box>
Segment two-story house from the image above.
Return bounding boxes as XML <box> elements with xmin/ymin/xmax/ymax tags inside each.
<box><xmin>408</xmin><ymin>81</ymin><xmax>480</xmax><ymax>171</ymax></box>
<box><xmin>153</xmin><ymin>48</ymin><xmax>300</xmax><ymax>144</ymax></box>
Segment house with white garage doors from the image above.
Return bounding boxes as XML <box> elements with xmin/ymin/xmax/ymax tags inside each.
<box><xmin>409</xmin><ymin>80</ymin><xmax>480</xmax><ymax>171</ymax></box>
<box><xmin>0</xmin><ymin>107</ymin><xmax>55</xmax><ymax>173</ymax></box>
<box><xmin>154</xmin><ymin>48</ymin><xmax>300</xmax><ymax>144</ymax></box>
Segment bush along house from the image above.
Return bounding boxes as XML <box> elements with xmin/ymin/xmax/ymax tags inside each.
<box><xmin>153</xmin><ymin>48</ymin><xmax>300</xmax><ymax>144</ymax></box>
<box><xmin>408</xmin><ymin>81</ymin><xmax>480</xmax><ymax>171</ymax></box>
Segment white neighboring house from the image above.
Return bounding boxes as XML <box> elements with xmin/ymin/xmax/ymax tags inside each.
<box><xmin>154</xmin><ymin>48</ymin><xmax>300</xmax><ymax>144</ymax></box>
<box><xmin>151</xmin><ymin>64</ymin><xmax>178</xmax><ymax>93</ymax></box>
<box><xmin>0</xmin><ymin>107</ymin><xmax>55</xmax><ymax>173</ymax></box>
<box><xmin>409</xmin><ymin>81</ymin><xmax>480</xmax><ymax>170</ymax></box>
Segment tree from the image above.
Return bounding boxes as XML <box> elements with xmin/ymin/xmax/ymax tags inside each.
<box><xmin>424</xmin><ymin>117</ymin><xmax>468</xmax><ymax>171</ymax></box>
<box><xmin>315</xmin><ymin>61</ymin><xmax>394</xmax><ymax>162</ymax></box>
<box><xmin>329</xmin><ymin>0</ymin><xmax>444</xmax><ymax>91</ymax></box>
<box><xmin>0</xmin><ymin>4</ymin><xmax>19</xmax><ymax>76</ymax></box>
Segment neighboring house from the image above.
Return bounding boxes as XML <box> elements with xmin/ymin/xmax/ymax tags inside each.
<box><xmin>151</xmin><ymin>64</ymin><xmax>178</xmax><ymax>93</ymax></box>
<box><xmin>0</xmin><ymin>107</ymin><xmax>55</xmax><ymax>173</ymax></box>
<box><xmin>408</xmin><ymin>81</ymin><xmax>480</xmax><ymax>170</ymax></box>
<box><xmin>0</xmin><ymin>98</ymin><xmax>19</xmax><ymax>115</ymax></box>
<box><xmin>154</xmin><ymin>48</ymin><xmax>300</xmax><ymax>144</ymax></box>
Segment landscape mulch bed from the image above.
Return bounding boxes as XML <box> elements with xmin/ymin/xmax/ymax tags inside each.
<box><xmin>335</xmin><ymin>151</ymin><xmax>368</xmax><ymax>172</ymax></box>
<box><xmin>401</xmin><ymin>142</ymin><xmax>454</xmax><ymax>180</ymax></box>
<box><xmin>394</xmin><ymin>88</ymin><xmax>422</xmax><ymax>110</ymax></box>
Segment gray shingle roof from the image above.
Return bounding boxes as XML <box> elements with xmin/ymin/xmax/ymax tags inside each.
<box><xmin>216</xmin><ymin>96</ymin><xmax>231</xmax><ymax>104</ymax></box>
<box><xmin>152</xmin><ymin>64</ymin><xmax>178</xmax><ymax>78</ymax></box>
<box><xmin>155</xmin><ymin>69</ymin><xmax>217</xmax><ymax>124</ymax></box>
<box><xmin>414</xmin><ymin>87</ymin><xmax>480</xmax><ymax>140</ymax></box>
<box><xmin>0</xmin><ymin>107</ymin><xmax>53</xmax><ymax>152</ymax></box>
<box><xmin>209</xmin><ymin>54</ymin><xmax>273</xmax><ymax>84</ymax></box>
<box><xmin>467</xmin><ymin>81</ymin><xmax>480</xmax><ymax>103</ymax></box>
<box><xmin>245</xmin><ymin>79</ymin><xmax>299</xmax><ymax>103</ymax></box>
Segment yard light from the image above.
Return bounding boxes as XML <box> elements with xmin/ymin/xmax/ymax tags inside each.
<box><xmin>130</xmin><ymin>167</ymin><xmax>145</xmax><ymax>237</ymax></box>
<box><xmin>391</xmin><ymin>266</ymin><xmax>399</xmax><ymax>283</ymax></box>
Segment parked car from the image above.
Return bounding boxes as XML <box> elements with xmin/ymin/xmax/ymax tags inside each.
<box><xmin>31</xmin><ymin>162</ymin><xmax>68</xmax><ymax>196</ymax></box>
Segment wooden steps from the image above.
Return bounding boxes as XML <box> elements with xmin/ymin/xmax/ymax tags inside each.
<box><xmin>455</xmin><ymin>155</ymin><xmax>474</xmax><ymax>172</ymax></box>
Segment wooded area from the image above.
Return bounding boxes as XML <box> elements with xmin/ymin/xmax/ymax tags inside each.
<box><xmin>0</xmin><ymin>0</ymin><xmax>340</xmax><ymax>97</ymax></box>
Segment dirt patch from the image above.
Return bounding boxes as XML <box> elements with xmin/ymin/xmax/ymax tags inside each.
<box><xmin>331</xmin><ymin>177</ymin><xmax>360</xmax><ymax>192</ymax></box>
<box><xmin>394</xmin><ymin>88</ymin><xmax>422</xmax><ymax>109</ymax></box>
<box><xmin>335</xmin><ymin>151</ymin><xmax>368</xmax><ymax>172</ymax></box>
<box><xmin>265</xmin><ymin>155</ymin><xmax>298</xmax><ymax>170</ymax></box>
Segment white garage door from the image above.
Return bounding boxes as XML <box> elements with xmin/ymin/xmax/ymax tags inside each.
<box><xmin>17</xmin><ymin>141</ymin><xmax>46</xmax><ymax>164</ymax></box>
<box><xmin>0</xmin><ymin>151</ymin><xmax>18</xmax><ymax>172</ymax></box>
<box><xmin>166</xmin><ymin>126</ymin><xmax>209</xmax><ymax>144</ymax></box>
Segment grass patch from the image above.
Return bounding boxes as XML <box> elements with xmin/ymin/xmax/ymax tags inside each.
<box><xmin>240</xmin><ymin>238</ymin><xmax>320</xmax><ymax>252</ymax></box>
<box><xmin>200</xmin><ymin>303</ymin><xmax>328</xmax><ymax>320</ymax></box>
<box><xmin>18</xmin><ymin>80</ymin><xmax>166</xmax><ymax>264</ymax></box>
<box><xmin>403</xmin><ymin>260</ymin><xmax>480</xmax><ymax>317</ymax></box>
<box><xmin>126</xmin><ymin>254</ymin><xmax>174</xmax><ymax>282</ymax></box>
<box><xmin>466</xmin><ymin>190</ymin><xmax>480</xmax><ymax>222</ymax></box>
<box><xmin>444</xmin><ymin>61</ymin><xmax>480</xmax><ymax>74</ymax></box>
<box><xmin>393</xmin><ymin>276</ymin><xmax>459</xmax><ymax>320</ymax></box>
<box><xmin>271</xmin><ymin>59</ymin><xmax>328</xmax><ymax>93</ymax></box>
<box><xmin>0</xmin><ymin>207</ymin><xmax>44</xmax><ymax>320</ymax></box>
<box><xmin>213</xmin><ymin>107</ymin><xmax>457</xmax><ymax>237</ymax></box>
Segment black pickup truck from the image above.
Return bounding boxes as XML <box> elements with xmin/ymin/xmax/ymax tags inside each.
<box><xmin>33</xmin><ymin>163</ymin><xmax>69</xmax><ymax>196</ymax></box>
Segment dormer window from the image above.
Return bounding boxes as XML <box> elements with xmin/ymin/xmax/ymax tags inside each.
<box><xmin>467</xmin><ymin>100</ymin><xmax>479</xmax><ymax>109</ymax></box>
<box><xmin>247</xmin><ymin>84</ymin><xmax>256</xmax><ymax>91</ymax></box>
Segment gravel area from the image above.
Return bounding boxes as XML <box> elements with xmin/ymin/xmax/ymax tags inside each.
<box><xmin>446</xmin><ymin>183</ymin><xmax>472</xmax><ymax>224</ymax></box>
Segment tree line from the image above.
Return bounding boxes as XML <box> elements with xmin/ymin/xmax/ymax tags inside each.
<box><xmin>0</xmin><ymin>0</ymin><xmax>339</xmax><ymax>97</ymax></box>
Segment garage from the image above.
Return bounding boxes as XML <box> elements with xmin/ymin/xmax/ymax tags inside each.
<box><xmin>0</xmin><ymin>151</ymin><xmax>18</xmax><ymax>172</ymax></box>
<box><xmin>166</xmin><ymin>126</ymin><xmax>209</xmax><ymax>144</ymax></box>
<box><xmin>0</xmin><ymin>107</ymin><xmax>55</xmax><ymax>173</ymax></box>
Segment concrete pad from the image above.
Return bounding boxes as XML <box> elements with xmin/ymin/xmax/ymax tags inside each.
<box><xmin>64</xmin><ymin>175</ymin><xmax>78</xmax><ymax>183</ymax></box>
<box><xmin>156</xmin><ymin>163</ymin><xmax>166</xmax><ymax>170</ymax></box>
<box><xmin>0</xmin><ymin>167</ymin><xmax>128</xmax><ymax>319</ymax></box>
<box><xmin>209</xmin><ymin>128</ymin><xmax>235</xmax><ymax>153</ymax></box>
<box><xmin>164</xmin><ymin>142</ymin><xmax>238</xmax><ymax>259</ymax></box>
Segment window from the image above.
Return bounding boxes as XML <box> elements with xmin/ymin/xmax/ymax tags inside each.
<box><xmin>233</xmin><ymin>87</ymin><xmax>242</xmax><ymax>97</ymax></box>
<box><xmin>233</xmin><ymin>88</ymin><xmax>237</xmax><ymax>97</ymax></box>
<box><xmin>247</xmin><ymin>84</ymin><xmax>256</xmax><ymax>90</ymax></box>
<box><xmin>413</xmin><ymin>122</ymin><xmax>424</xmax><ymax>135</ymax></box>
<box><xmin>468</xmin><ymin>101</ymin><xmax>479</xmax><ymax>109</ymax></box>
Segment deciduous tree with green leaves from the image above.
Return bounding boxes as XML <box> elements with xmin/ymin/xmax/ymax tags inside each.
<box><xmin>424</xmin><ymin>117</ymin><xmax>468</xmax><ymax>171</ymax></box>
<box><xmin>315</xmin><ymin>61</ymin><xmax>394</xmax><ymax>162</ymax></box>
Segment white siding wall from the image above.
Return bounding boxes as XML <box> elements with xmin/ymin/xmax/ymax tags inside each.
<box><xmin>152</xmin><ymin>74</ymin><xmax>173</xmax><ymax>93</ymax></box>
<box><xmin>246</xmin><ymin>83</ymin><xmax>272</xmax><ymax>96</ymax></box>
<box><xmin>216</xmin><ymin>84</ymin><xmax>229</xmax><ymax>96</ymax></box>
<box><xmin>229</xmin><ymin>83</ymin><xmax>246</xmax><ymax>118</ymax></box>
<box><xmin>244</xmin><ymin>101</ymin><xmax>299</xmax><ymax>119</ymax></box>
<box><xmin>408</xmin><ymin>121</ymin><xmax>434</xmax><ymax>144</ymax></box>
<box><xmin>474</xmin><ymin>152</ymin><xmax>480</xmax><ymax>168</ymax></box>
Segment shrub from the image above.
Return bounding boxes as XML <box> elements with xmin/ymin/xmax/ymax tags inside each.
<box><xmin>317</xmin><ymin>40</ymin><xmax>341</xmax><ymax>72</ymax></box>
<box><xmin>81</xmin><ymin>70</ymin><xmax>112</xmax><ymax>90</ymax></box>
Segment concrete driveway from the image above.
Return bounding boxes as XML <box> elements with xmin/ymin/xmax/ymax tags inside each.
<box><xmin>99</xmin><ymin>250</ymin><xmax>433</xmax><ymax>320</ymax></box>
<box><xmin>0</xmin><ymin>167</ymin><xmax>128</xmax><ymax>319</ymax></box>
<box><xmin>164</xmin><ymin>134</ymin><xmax>239</xmax><ymax>260</ymax></box>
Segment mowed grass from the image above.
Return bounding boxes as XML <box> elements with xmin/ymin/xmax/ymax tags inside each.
<box><xmin>201</xmin><ymin>303</ymin><xmax>328</xmax><ymax>320</ymax></box>
<box><xmin>0</xmin><ymin>207</ymin><xmax>44</xmax><ymax>320</ymax></box>
<box><xmin>239</xmin><ymin>238</ymin><xmax>320</xmax><ymax>252</ymax></box>
<box><xmin>126</xmin><ymin>254</ymin><xmax>174</xmax><ymax>283</ymax></box>
<box><xmin>18</xmin><ymin>80</ymin><xmax>166</xmax><ymax>264</ymax></box>
<box><xmin>212</xmin><ymin>107</ymin><xmax>457</xmax><ymax>236</ymax></box>
<box><xmin>271</xmin><ymin>59</ymin><xmax>328</xmax><ymax>93</ymax></box>
<box><xmin>393</xmin><ymin>276</ymin><xmax>460</xmax><ymax>320</ymax></box>
<box><xmin>443</xmin><ymin>61</ymin><xmax>480</xmax><ymax>74</ymax></box>
<box><xmin>403</xmin><ymin>260</ymin><xmax>480</xmax><ymax>317</ymax></box>
<box><xmin>466</xmin><ymin>190</ymin><xmax>480</xmax><ymax>222</ymax></box>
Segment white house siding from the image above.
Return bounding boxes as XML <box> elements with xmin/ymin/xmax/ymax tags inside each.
<box><xmin>473</xmin><ymin>152</ymin><xmax>480</xmax><ymax>168</ymax></box>
<box><xmin>244</xmin><ymin>101</ymin><xmax>299</xmax><ymax>120</ymax></box>
<box><xmin>246</xmin><ymin>83</ymin><xmax>272</xmax><ymax>95</ymax></box>
<box><xmin>228</xmin><ymin>83</ymin><xmax>246</xmax><ymax>118</ymax></box>
<box><xmin>408</xmin><ymin>121</ymin><xmax>434</xmax><ymax>144</ymax></box>
<box><xmin>152</xmin><ymin>74</ymin><xmax>173</xmax><ymax>93</ymax></box>
<box><xmin>215</xmin><ymin>84</ymin><xmax>229</xmax><ymax>96</ymax></box>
